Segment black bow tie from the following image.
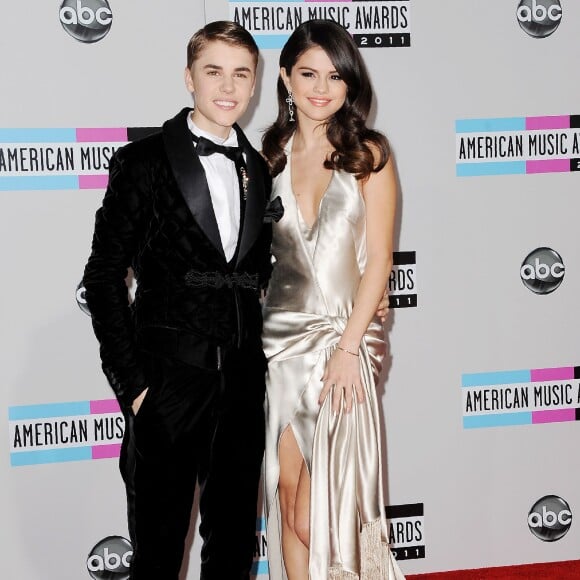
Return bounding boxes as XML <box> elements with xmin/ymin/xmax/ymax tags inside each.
<box><xmin>192</xmin><ymin>134</ymin><xmax>244</xmax><ymax>164</ymax></box>
<box><xmin>192</xmin><ymin>133</ymin><xmax>249</xmax><ymax>201</ymax></box>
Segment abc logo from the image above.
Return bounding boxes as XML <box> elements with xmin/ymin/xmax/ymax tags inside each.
<box><xmin>517</xmin><ymin>0</ymin><xmax>562</xmax><ymax>38</ymax></box>
<box><xmin>76</xmin><ymin>280</ymin><xmax>91</xmax><ymax>316</ymax></box>
<box><xmin>87</xmin><ymin>536</ymin><xmax>132</xmax><ymax>579</ymax></box>
<box><xmin>59</xmin><ymin>0</ymin><xmax>113</xmax><ymax>44</ymax></box>
<box><xmin>528</xmin><ymin>495</ymin><xmax>572</xmax><ymax>541</ymax></box>
<box><xmin>520</xmin><ymin>247</ymin><xmax>564</xmax><ymax>295</ymax></box>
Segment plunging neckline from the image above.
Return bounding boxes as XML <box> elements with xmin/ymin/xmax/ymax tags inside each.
<box><xmin>288</xmin><ymin>142</ymin><xmax>334</xmax><ymax>231</ymax></box>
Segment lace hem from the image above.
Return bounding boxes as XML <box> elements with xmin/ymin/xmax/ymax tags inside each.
<box><xmin>328</xmin><ymin>518</ymin><xmax>405</xmax><ymax>580</ymax></box>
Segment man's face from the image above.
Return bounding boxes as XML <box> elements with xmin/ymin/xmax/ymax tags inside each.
<box><xmin>185</xmin><ymin>40</ymin><xmax>257</xmax><ymax>139</ymax></box>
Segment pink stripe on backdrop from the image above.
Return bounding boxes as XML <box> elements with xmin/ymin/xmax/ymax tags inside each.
<box><xmin>79</xmin><ymin>175</ymin><xmax>109</xmax><ymax>189</ymax></box>
<box><xmin>532</xmin><ymin>409</ymin><xmax>576</xmax><ymax>424</ymax></box>
<box><xmin>526</xmin><ymin>159</ymin><xmax>569</xmax><ymax>174</ymax></box>
<box><xmin>92</xmin><ymin>444</ymin><xmax>122</xmax><ymax>460</ymax></box>
<box><xmin>76</xmin><ymin>128</ymin><xmax>128</xmax><ymax>142</ymax></box>
<box><xmin>90</xmin><ymin>399</ymin><xmax>121</xmax><ymax>414</ymax></box>
<box><xmin>531</xmin><ymin>367</ymin><xmax>574</xmax><ymax>382</ymax></box>
<box><xmin>526</xmin><ymin>116</ymin><xmax>569</xmax><ymax>130</ymax></box>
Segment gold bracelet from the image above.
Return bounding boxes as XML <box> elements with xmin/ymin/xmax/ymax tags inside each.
<box><xmin>336</xmin><ymin>345</ymin><xmax>359</xmax><ymax>357</ymax></box>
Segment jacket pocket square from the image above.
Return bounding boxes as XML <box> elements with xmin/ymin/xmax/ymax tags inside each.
<box><xmin>263</xmin><ymin>196</ymin><xmax>284</xmax><ymax>223</ymax></box>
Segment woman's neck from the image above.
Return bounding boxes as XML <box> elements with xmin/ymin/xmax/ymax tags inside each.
<box><xmin>292</xmin><ymin>119</ymin><xmax>331</xmax><ymax>153</ymax></box>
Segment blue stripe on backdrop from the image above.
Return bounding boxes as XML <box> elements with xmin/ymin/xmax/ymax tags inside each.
<box><xmin>253</xmin><ymin>35</ymin><xmax>291</xmax><ymax>49</ymax></box>
<box><xmin>463</xmin><ymin>413</ymin><xmax>532</xmax><ymax>429</ymax></box>
<box><xmin>8</xmin><ymin>401</ymin><xmax>91</xmax><ymax>420</ymax></box>
<box><xmin>456</xmin><ymin>161</ymin><xmax>526</xmax><ymax>176</ymax></box>
<box><xmin>251</xmin><ymin>561</ymin><xmax>269</xmax><ymax>575</ymax></box>
<box><xmin>0</xmin><ymin>128</ymin><xmax>77</xmax><ymax>142</ymax></box>
<box><xmin>10</xmin><ymin>447</ymin><xmax>93</xmax><ymax>466</ymax></box>
<box><xmin>0</xmin><ymin>176</ymin><xmax>80</xmax><ymax>191</ymax></box>
<box><xmin>462</xmin><ymin>370</ymin><xmax>531</xmax><ymax>387</ymax></box>
<box><xmin>455</xmin><ymin>118</ymin><xmax>525</xmax><ymax>133</ymax></box>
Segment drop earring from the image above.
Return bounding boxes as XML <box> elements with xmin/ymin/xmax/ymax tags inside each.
<box><xmin>286</xmin><ymin>90</ymin><xmax>295</xmax><ymax>122</ymax></box>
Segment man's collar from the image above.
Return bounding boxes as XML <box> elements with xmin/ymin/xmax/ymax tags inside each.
<box><xmin>187</xmin><ymin>113</ymin><xmax>238</xmax><ymax>147</ymax></box>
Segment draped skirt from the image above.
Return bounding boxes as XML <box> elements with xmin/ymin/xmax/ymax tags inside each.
<box><xmin>263</xmin><ymin>309</ymin><xmax>405</xmax><ymax>580</ymax></box>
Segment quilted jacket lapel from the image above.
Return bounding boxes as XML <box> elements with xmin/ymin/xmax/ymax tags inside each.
<box><xmin>162</xmin><ymin>108</ymin><xmax>225</xmax><ymax>259</ymax></box>
<box><xmin>234</xmin><ymin>125</ymin><xmax>267</xmax><ymax>268</ymax></box>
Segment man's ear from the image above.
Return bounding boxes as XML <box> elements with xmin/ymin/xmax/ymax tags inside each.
<box><xmin>280</xmin><ymin>67</ymin><xmax>291</xmax><ymax>93</ymax></box>
<box><xmin>184</xmin><ymin>67</ymin><xmax>194</xmax><ymax>93</ymax></box>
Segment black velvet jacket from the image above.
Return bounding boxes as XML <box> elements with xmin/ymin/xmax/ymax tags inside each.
<box><xmin>83</xmin><ymin>108</ymin><xmax>273</xmax><ymax>409</ymax></box>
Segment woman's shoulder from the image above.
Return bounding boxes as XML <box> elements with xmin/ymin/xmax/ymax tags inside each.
<box><xmin>364</xmin><ymin>135</ymin><xmax>388</xmax><ymax>160</ymax></box>
<box><xmin>358</xmin><ymin>134</ymin><xmax>389</xmax><ymax>178</ymax></box>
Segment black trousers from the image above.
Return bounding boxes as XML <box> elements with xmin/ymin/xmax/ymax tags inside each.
<box><xmin>120</xmin><ymin>346</ymin><xmax>266</xmax><ymax>580</ymax></box>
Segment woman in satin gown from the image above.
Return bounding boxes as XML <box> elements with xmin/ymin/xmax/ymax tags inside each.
<box><xmin>261</xmin><ymin>20</ymin><xmax>405</xmax><ymax>580</ymax></box>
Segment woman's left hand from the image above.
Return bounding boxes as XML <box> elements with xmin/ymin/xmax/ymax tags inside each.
<box><xmin>376</xmin><ymin>290</ymin><xmax>390</xmax><ymax>323</ymax></box>
<box><xmin>319</xmin><ymin>347</ymin><xmax>364</xmax><ymax>414</ymax></box>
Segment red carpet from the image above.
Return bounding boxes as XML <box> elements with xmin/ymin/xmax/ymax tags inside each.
<box><xmin>407</xmin><ymin>560</ymin><xmax>580</xmax><ymax>579</ymax></box>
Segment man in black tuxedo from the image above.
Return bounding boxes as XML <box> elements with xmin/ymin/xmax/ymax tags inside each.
<box><xmin>83</xmin><ymin>21</ymin><xmax>277</xmax><ymax>580</ymax></box>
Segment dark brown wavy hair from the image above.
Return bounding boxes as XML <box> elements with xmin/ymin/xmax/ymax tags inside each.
<box><xmin>262</xmin><ymin>19</ymin><xmax>389</xmax><ymax>179</ymax></box>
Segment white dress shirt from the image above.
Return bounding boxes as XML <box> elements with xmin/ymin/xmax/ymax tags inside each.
<box><xmin>188</xmin><ymin>116</ymin><xmax>241</xmax><ymax>262</ymax></box>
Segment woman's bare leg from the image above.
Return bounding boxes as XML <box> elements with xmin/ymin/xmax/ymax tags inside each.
<box><xmin>294</xmin><ymin>460</ymin><xmax>311</xmax><ymax>548</ymax></box>
<box><xmin>278</xmin><ymin>426</ymin><xmax>309</xmax><ymax>579</ymax></box>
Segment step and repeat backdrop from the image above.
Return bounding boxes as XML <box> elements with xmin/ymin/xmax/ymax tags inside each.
<box><xmin>1</xmin><ymin>1</ymin><xmax>579</xmax><ymax>578</ymax></box>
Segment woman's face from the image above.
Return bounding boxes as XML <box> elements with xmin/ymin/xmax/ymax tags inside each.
<box><xmin>281</xmin><ymin>45</ymin><xmax>347</xmax><ymax>124</ymax></box>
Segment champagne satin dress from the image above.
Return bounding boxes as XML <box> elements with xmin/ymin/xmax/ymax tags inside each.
<box><xmin>262</xmin><ymin>139</ymin><xmax>405</xmax><ymax>580</ymax></box>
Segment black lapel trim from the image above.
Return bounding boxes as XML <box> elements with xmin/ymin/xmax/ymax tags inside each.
<box><xmin>162</xmin><ymin>108</ymin><xmax>225</xmax><ymax>258</ymax></box>
<box><xmin>234</xmin><ymin>124</ymin><xmax>267</xmax><ymax>268</ymax></box>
